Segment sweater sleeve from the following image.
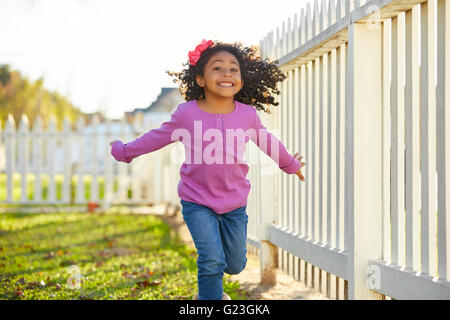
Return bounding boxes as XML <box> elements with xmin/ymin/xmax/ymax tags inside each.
<box><xmin>250</xmin><ymin>109</ymin><xmax>300</xmax><ymax>175</ymax></box>
<box><xmin>111</xmin><ymin>106</ymin><xmax>182</xmax><ymax>163</ymax></box>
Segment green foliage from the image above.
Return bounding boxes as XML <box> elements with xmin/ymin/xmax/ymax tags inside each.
<box><xmin>0</xmin><ymin>64</ymin><xmax>85</xmax><ymax>131</ymax></box>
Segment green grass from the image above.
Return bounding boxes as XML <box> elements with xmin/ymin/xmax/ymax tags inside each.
<box><xmin>0</xmin><ymin>173</ymin><xmax>124</xmax><ymax>203</ymax></box>
<box><xmin>0</xmin><ymin>211</ymin><xmax>247</xmax><ymax>300</ymax></box>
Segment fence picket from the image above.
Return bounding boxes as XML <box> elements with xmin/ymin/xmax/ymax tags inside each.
<box><xmin>32</xmin><ymin>116</ymin><xmax>43</xmax><ymax>203</ymax></box>
<box><xmin>47</xmin><ymin>116</ymin><xmax>57</xmax><ymax>203</ymax></box>
<box><xmin>436</xmin><ymin>0</ymin><xmax>450</xmax><ymax>282</ymax></box>
<box><xmin>62</xmin><ymin>118</ymin><xmax>71</xmax><ymax>204</ymax></box>
<box><xmin>76</xmin><ymin>117</ymin><xmax>85</xmax><ymax>204</ymax></box>
<box><xmin>420</xmin><ymin>0</ymin><xmax>438</xmax><ymax>278</ymax></box>
<box><xmin>314</xmin><ymin>0</ymin><xmax>320</xmax><ymax>37</ymax></box>
<box><xmin>90</xmin><ymin>114</ymin><xmax>100</xmax><ymax>202</ymax></box>
<box><xmin>405</xmin><ymin>6</ymin><xmax>421</xmax><ymax>273</ymax></box>
<box><xmin>5</xmin><ymin>115</ymin><xmax>15</xmax><ymax>203</ymax></box>
<box><xmin>18</xmin><ymin>115</ymin><xmax>30</xmax><ymax>203</ymax></box>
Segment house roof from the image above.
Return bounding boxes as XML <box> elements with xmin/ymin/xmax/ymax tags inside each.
<box><xmin>126</xmin><ymin>87</ymin><xmax>179</xmax><ymax>116</ymax></box>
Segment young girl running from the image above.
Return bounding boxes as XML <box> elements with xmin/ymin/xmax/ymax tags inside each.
<box><xmin>110</xmin><ymin>39</ymin><xmax>306</xmax><ymax>300</ymax></box>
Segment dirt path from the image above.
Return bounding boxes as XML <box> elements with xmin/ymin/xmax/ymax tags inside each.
<box><xmin>156</xmin><ymin>204</ymin><xmax>328</xmax><ymax>300</ymax></box>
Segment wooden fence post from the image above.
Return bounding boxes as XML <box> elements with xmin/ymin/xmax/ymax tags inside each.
<box><xmin>260</xmin><ymin>241</ymin><xmax>278</xmax><ymax>285</ymax></box>
<box><xmin>258</xmin><ymin>98</ymin><xmax>280</xmax><ymax>286</ymax></box>
<box><xmin>346</xmin><ymin>20</ymin><xmax>384</xmax><ymax>299</ymax></box>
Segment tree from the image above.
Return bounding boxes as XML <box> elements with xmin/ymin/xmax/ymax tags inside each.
<box><xmin>0</xmin><ymin>64</ymin><xmax>85</xmax><ymax>130</ymax></box>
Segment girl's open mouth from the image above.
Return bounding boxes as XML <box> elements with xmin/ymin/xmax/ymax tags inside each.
<box><xmin>217</xmin><ymin>82</ymin><xmax>234</xmax><ymax>87</ymax></box>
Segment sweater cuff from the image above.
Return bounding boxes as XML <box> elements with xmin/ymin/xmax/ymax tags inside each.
<box><xmin>280</xmin><ymin>157</ymin><xmax>301</xmax><ymax>175</ymax></box>
<box><xmin>111</xmin><ymin>140</ymin><xmax>132</xmax><ymax>163</ymax></box>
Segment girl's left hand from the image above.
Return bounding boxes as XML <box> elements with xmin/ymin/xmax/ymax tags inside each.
<box><xmin>293</xmin><ymin>152</ymin><xmax>306</xmax><ymax>182</ymax></box>
<box><xmin>110</xmin><ymin>140</ymin><xmax>119</xmax><ymax>147</ymax></box>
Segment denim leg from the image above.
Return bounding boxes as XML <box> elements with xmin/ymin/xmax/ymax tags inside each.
<box><xmin>180</xmin><ymin>200</ymin><xmax>225</xmax><ymax>300</ymax></box>
<box><xmin>219</xmin><ymin>205</ymin><xmax>248</xmax><ymax>275</ymax></box>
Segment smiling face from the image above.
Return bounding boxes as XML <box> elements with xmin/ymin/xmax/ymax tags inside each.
<box><xmin>195</xmin><ymin>50</ymin><xmax>244</xmax><ymax>100</ymax></box>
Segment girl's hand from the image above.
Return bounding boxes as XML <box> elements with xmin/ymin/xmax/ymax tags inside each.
<box><xmin>293</xmin><ymin>152</ymin><xmax>306</xmax><ymax>182</ymax></box>
<box><xmin>110</xmin><ymin>140</ymin><xmax>119</xmax><ymax>147</ymax></box>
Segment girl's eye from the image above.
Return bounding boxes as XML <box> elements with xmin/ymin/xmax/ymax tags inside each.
<box><xmin>213</xmin><ymin>67</ymin><xmax>240</xmax><ymax>72</ymax></box>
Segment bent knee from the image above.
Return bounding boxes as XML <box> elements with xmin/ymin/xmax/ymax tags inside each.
<box><xmin>198</xmin><ymin>256</ymin><xmax>227</xmax><ymax>275</ymax></box>
<box><xmin>224</xmin><ymin>258</ymin><xmax>247</xmax><ymax>275</ymax></box>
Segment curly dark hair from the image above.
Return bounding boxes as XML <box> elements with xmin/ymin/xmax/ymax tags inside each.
<box><xmin>166</xmin><ymin>41</ymin><xmax>287</xmax><ymax>114</ymax></box>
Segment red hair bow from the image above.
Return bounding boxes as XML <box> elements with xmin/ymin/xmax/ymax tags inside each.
<box><xmin>188</xmin><ymin>39</ymin><xmax>214</xmax><ymax>66</ymax></box>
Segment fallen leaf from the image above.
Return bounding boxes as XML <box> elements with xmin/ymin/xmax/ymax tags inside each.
<box><xmin>44</xmin><ymin>252</ymin><xmax>55</xmax><ymax>260</ymax></box>
<box><xmin>122</xmin><ymin>271</ymin><xmax>135</xmax><ymax>279</ymax></box>
<box><xmin>26</xmin><ymin>282</ymin><xmax>40</xmax><ymax>289</ymax></box>
<box><xmin>136</xmin><ymin>280</ymin><xmax>150</xmax><ymax>288</ymax></box>
<box><xmin>135</xmin><ymin>280</ymin><xmax>160</xmax><ymax>288</ymax></box>
<box><xmin>14</xmin><ymin>288</ymin><xmax>24</xmax><ymax>298</ymax></box>
<box><xmin>112</xmin><ymin>248</ymin><xmax>132</xmax><ymax>256</ymax></box>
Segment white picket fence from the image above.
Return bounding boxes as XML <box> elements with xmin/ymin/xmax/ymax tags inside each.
<box><xmin>1</xmin><ymin>113</ymin><xmax>182</xmax><ymax>209</ymax></box>
<box><xmin>248</xmin><ymin>0</ymin><xmax>450</xmax><ymax>300</ymax></box>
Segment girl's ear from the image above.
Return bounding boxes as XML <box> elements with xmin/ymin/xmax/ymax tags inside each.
<box><xmin>196</xmin><ymin>74</ymin><xmax>205</xmax><ymax>88</ymax></box>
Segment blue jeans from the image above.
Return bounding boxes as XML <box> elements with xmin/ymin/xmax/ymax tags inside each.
<box><xmin>180</xmin><ymin>200</ymin><xmax>248</xmax><ymax>300</ymax></box>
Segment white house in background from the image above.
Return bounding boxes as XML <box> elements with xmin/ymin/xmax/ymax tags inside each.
<box><xmin>125</xmin><ymin>87</ymin><xmax>184</xmax><ymax>129</ymax></box>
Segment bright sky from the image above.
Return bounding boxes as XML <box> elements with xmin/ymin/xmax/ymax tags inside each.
<box><xmin>0</xmin><ymin>0</ymin><xmax>310</xmax><ymax>119</ymax></box>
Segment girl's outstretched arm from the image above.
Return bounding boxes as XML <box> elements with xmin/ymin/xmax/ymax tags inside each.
<box><xmin>251</xmin><ymin>109</ymin><xmax>303</xmax><ymax>176</ymax></box>
<box><xmin>110</xmin><ymin>106</ymin><xmax>182</xmax><ymax>163</ymax></box>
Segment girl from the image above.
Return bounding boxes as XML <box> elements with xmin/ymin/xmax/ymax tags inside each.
<box><xmin>110</xmin><ymin>39</ymin><xmax>306</xmax><ymax>300</ymax></box>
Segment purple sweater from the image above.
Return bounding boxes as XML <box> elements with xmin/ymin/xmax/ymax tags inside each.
<box><xmin>111</xmin><ymin>99</ymin><xmax>300</xmax><ymax>214</ymax></box>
